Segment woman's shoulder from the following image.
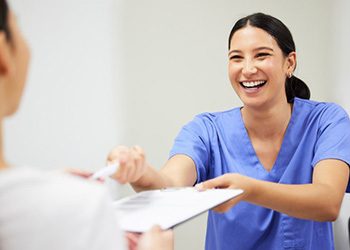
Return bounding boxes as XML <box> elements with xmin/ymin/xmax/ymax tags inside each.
<box><xmin>0</xmin><ymin>166</ymin><xmax>112</xmax><ymax>207</ymax></box>
<box><xmin>294</xmin><ymin>98</ymin><xmax>349</xmax><ymax>120</ymax></box>
<box><xmin>193</xmin><ymin>107</ymin><xmax>241</xmax><ymax>123</ymax></box>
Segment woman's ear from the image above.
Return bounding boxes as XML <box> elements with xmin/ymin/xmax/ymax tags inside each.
<box><xmin>286</xmin><ymin>51</ymin><xmax>297</xmax><ymax>73</ymax></box>
<box><xmin>0</xmin><ymin>32</ymin><xmax>14</xmax><ymax>76</ymax></box>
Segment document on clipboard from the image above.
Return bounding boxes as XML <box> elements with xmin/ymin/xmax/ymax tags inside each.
<box><xmin>113</xmin><ymin>187</ymin><xmax>243</xmax><ymax>232</ymax></box>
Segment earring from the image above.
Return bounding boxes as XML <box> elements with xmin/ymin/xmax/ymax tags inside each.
<box><xmin>287</xmin><ymin>72</ymin><xmax>293</xmax><ymax>78</ymax></box>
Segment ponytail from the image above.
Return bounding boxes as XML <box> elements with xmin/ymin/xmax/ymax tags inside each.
<box><xmin>285</xmin><ymin>75</ymin><xmax>310</xmax><ymax>103</ymax></box>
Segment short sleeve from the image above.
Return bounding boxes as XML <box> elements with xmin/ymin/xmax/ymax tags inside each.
<box><xmin>311</xmin><ymin>104</ymin><xmax>350</xmax><ymax>193</ymax></box>
<box><xmin>169</xmin><ymin>115</ymin><xmax>211</xmax><ymax>183</ymax></box>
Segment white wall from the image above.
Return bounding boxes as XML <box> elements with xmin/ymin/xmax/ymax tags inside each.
<box><xmin>5</xmin><ymin>0</ymin><xmax>124</xmax><ymax>171</ymax></box>
<box><xmin>4</xmin><ymin>0</ymin><xmax>349</xmax><ymax>249</ymax></box>
<box><xmin>331</xmin><ymin>0</ymin><xmax>350</xmax><ymax>111</ymax></box>
<box><xmin>331</xmin><ymin>1</ymin><xmax>350</xmax><ymax>249</ymax></box>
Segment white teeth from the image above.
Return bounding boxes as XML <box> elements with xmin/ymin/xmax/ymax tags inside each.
<box><xmin>241</xmin><ymin>80</ymin><xmax>265</xmax><ymax>88</ymax></box>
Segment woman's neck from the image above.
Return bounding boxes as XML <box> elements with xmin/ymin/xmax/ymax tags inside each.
<box><xmin>241</xmin><ymin>100</ymin><xmax>292</xmax><ymax>140</ymax></box>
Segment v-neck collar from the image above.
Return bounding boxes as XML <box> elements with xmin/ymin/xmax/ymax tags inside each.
<box><xmin>237</xmin><ymin>100</ymin><xmax>298</xmax><ymax>177</ymax></box>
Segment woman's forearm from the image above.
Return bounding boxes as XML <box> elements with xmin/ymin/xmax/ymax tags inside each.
<box><xmin>247</xmin><ymin>179</ymin><xmax>340</xmax><ymax>221</ymax></box>
<box><xmin>130</xmin><ymin>164</ymin><xmax>173</xmax><ymax>192</ymax></box>
<box><xmin>199</xmin><ymin>160</ymin><xmax>349</xmax><ymax>221</ymax></box>
<box><xmin>246</xmin><ymin>161</ymin><xmax>349</xmax><ymax>221</ymax></box>
<box><xmin>131</xmin><ymin>155</ymin><xmax>197</xmax><ymax>192</ymax></box>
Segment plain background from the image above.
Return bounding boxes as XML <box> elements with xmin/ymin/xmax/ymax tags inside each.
<box><xmin>5</xmin><ymin>0</ymin><xmax>350</xmax><ymax>249</ymax></box>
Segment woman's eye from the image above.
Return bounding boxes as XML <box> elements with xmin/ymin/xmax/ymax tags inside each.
<box><xmin>256</xmin><ymin>53</ymin><xmax>270</xmax><ymax>58</ymax></box>
<box><xmin>229</xmin><ymin>55</ymin><xmax>243</xmax><ymax>61</ymax></box>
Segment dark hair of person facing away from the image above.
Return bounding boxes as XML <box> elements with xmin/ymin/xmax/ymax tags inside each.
<box><xmin>228</xmin><ymin>12</ymin><xmax>310</xmax><ymax>103</ymax></box>
<box><xmin>0</xmin><ymin>0</ymin><xmax>11</xmax><ymax>41</ymax></box>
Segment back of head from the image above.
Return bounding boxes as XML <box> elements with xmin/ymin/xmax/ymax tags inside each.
<box><xmin>228</xmin><ymin>13</ymin><xmax>311</xmax><ymax>103</ymax></box>
<box><xmin>0</xmin><ymin>0</ymin><xmax>11</xmax><ymax>40</ymax></box>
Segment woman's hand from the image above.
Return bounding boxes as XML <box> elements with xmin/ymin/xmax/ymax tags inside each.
<box><xmin>196</xmin><ymin>173</ymin><xmax>254</xmax><ymax>212</ymax></box>
<box><xmin>126</xmin><ymin>226</ymin><xmax>173</xmax><ymax>250</ymax></box>
<box><xmin>125</xmin><ymin>232</ymin><xmax>141</xmax><ymax>250</ymax></box>
<box><xmin>107</xmin><ymin>145</ymin><xmax>148</xmax><ymax>184</ymax></box>
<box><xmin>63</xmin><ymin>168</ymin><xmax>93</xmax><ymax>179</ymax></box>
<box><xmin>137</xmin><ymin>226</ymin><xmax>174</xmax><ymax>250</ymax></box>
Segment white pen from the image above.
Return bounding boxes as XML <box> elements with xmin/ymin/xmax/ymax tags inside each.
<box><xmin>91</xmin><ymin>162</ymin><xmax>120</xmax><ymax>180</ymax></box>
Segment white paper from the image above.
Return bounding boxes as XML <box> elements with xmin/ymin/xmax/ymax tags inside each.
<box><xmin>113</xmin><ymin>187</ymin><xmax>243</xmax><ymax>232</ymax></box>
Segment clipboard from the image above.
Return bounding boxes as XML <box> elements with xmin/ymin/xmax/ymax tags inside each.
<box><xmin>113</xmin><ymin>187</ymin><xmax>243</xmax><ymax>232</ymax></box>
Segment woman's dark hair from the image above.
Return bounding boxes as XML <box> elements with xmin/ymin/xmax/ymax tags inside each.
<box><xmin>228</xmin><ymin>13</ymin><xmax>310</xmax><ymax>103</ymax></box>
<box><xmin>0</xmin><ymin>0</ymin><xmax>11</xmax><ymax>41</ymax></box>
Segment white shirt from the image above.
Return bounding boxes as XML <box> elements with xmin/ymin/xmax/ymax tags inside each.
<box><xmin>0</xmin><ymin>167</ymin><xmax>126</xmax><ymax>250</ymax></box>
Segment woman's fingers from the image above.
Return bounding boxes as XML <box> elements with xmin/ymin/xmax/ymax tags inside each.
<box><xmin>130</xmin><ymin>145</ymin><xmax>146</xmax><ymax>182</ymax></box>
<box><xmin>107</xmin><ymin>145</ymin><xmax>147</xmax><ymax>184</ymax></box>
<box><xmin>64</xmin><ymin>168</ymin><xmax>93</xmax><ymax>179</ymax></box>
<box><xmin>212</xmin><ymin>198</ymin><xmax>241</xmax><ymax>213</ymax></box>
<box><xmin>125</xmin><ymin>232</ymin><xmax>141</xmax><ymax>250</ymax></box>
<box><xmin>107</xmin><ymin>145</ymin><xmax>128</xmax><ymax>163</ymax></box>
<box><xmin>138</xmin><ymin>226</ymin><xmax>174</xmax><ymax>250</ymax></box>
<box><xmin>196</xmin><ymin>174</ymin><xmax>232</xmax><ymax>190</ymax></box>
<box><xmin>195</xmin><ymin>173</ymin><xmax>247</xmax><ymax>213</ymax></box>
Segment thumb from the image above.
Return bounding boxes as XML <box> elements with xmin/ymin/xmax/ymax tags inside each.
<box><xmin>195</xmin><ymin>175</ymin><xmax>229</xmax><ymax>190</ymax></box>
<box><xmin>149</xmin><ymin>225</ymin><xmax>162</xmax><ymax>233</ymax></box>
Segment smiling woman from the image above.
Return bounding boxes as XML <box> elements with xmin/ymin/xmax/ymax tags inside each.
<box><xmin>227</xmin><ymin>13</ymin><xmax>310</xmax><ymax>114</ymax></box>
<box><xmin>228</xmin><ymin>13</ymin><xmax>310</xmax><ymax>105</ymax></box>
<box><xmin>104</xmin><ymin>12</ymin><xmax>350</xmax><ymax>250</ymax></box>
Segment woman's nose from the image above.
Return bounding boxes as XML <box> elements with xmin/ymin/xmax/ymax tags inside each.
<box><xmin>242</xmin><ymin>60</ymin><xmax>257</xmax><ymax>75</ymax></box>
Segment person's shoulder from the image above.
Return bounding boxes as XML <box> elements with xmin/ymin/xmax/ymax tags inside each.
<box><xmin>0</xmin><ymin>166</ymin><xmax>111</xmax><ymax>207</ymax></box>
<box><xmin>46</xmin><ymin>171</ymin><xmax>112</xmax><ymax>206</ymax></box>
<box><xmin>295</xmin><ymin>98</ymin><xmax>348</xmax><ymax>116</ymax></box>
<box><xmin>0</xmin><ymin>167</ymin><xmax>45</xmax><ymax>188</ymax></box>
<box><xmin>295</xmin><ymin>98</ymin><xmax>349</xmax><ymax>121</ymax></box>
<box><xmin>194</xmin><ymin>107</ymin><xmax>241</xmax><ymax>123</ymax></box>
<box><xmin>0</xmin><ymin>166</ymin><xmax>116</xmax><ymax>228</ymax></box>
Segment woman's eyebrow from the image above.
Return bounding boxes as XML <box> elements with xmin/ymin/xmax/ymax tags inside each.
<box><xmin>253</xmin><ymin>46</ymin><xmax>274</xmax><ymax>52</ymax></box>
<box><xmin>228</xmin><ymin>50</ymin><xmax>241</xmax><ymax>56</ymax></box>
<box><xmin>228</xmin><ymin>47</ymin><xmax>274</xmax><ymax>56</ymax></box>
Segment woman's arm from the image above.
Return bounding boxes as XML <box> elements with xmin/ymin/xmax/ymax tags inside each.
<box><xmin>197</xmin><ymin>159</ymin><xmax>349</xmax><ymax>222</ymax></box>
<box><xmin>132</xmin><ymin>155</ymin><xmax>197</xmax><ymax>192</ymax></box>
<box><xmin>107</xmin><ymin>146</ymin><xmax>197</xmax><ymax>192</ymax></box>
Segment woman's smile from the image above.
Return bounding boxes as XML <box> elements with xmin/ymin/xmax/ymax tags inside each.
<box><xmin>240</xmin><ymin>80</ymin><xmax>267</xmax><ymax>93</ymax></box>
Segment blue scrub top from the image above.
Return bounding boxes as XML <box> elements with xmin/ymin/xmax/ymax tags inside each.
<box><xmin>170</xmin><ymin>98</ymin><xmax>350</xmax><ymax>250</ymax></box>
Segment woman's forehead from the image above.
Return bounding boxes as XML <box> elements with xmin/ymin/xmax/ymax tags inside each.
<box><xmin>229</xmin><ymin>26</ymin><xmax>277</xmax><ymax>51</ymax></box>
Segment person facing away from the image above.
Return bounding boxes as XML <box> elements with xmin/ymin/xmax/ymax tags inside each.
<box><xmin>0</xmin><ymin>1</ymin><xmax>173</xmax><ymax>250</ymax></box>
<box><xmin>105</xmin><ymin>13</ymin><xmax>350</xmax><ymax>250</ymax></box>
